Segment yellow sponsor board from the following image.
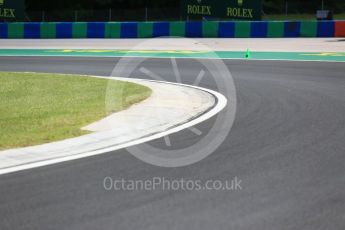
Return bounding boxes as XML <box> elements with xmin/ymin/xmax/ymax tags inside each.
<box><xmin>187</xmin><ymin>5</ymin><xmax>212</xmax><ymax>15</ymax></box>
<box><xmin>0</xmin><ymin>8</ymin><xmax>15</xmax><ymax>18</ymax></box>
<box><xmin>181</xmin><ymin>0</ymin><xmax>261</xmax><ymax>20</ymax></box>
<box><xmin>0</xmin><ymin>0</ymin><xmax>24</xmax><ymax>20</ymax></box>
<box><xmin>227</xmin><ymin>7</ymin><xmax>253</xmax><ymax>18</ymax></box>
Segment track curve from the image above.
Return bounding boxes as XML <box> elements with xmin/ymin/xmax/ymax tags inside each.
<box><xmin>0</xmin><ymin>57</ymin><xmax>344</xmax><ymax>230</ymax></box>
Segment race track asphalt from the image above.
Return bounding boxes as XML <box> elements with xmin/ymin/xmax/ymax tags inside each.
<box><xmin>0</xmin><ymin>57</ymin><xmax>344</xmax><ymax>230</ymax></box>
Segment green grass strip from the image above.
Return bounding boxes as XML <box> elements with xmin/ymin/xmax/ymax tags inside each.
<box><xmin>0</xmin><ymin>72</ymin><xmax>151</xmax><ymax>150</ymax></box>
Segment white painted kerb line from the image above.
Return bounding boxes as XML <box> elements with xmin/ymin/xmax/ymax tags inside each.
<box><xmin>0</xmin><ymin>77</ymin><xmax>227</xmax><ymax>176</ymax></box>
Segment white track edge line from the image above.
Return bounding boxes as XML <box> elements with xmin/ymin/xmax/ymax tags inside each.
<box><xmin>0</xmin><ymin>76</ymin><xmax>227</xmax><ymax>175</ymax></box>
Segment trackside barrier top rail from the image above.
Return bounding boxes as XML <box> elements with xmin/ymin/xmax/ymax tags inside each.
<box><xmin>0</xmin><ymin>21</ymin><xmax>344</xmax><ymax>38</ymax></box>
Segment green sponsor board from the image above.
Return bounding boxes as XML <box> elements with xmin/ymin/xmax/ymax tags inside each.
<box><xmin>181</xmin><ymin>0</ymin><xmax>262</xmax><ymax>21</ymax></box>
<box><xmin>0</xmin><ymin>0</ymin><xmax>24</xmax><ymax>21</ymax></box>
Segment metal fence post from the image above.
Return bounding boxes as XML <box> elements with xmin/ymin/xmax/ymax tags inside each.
<box><xmin>109</xmin><ymin>8</ymin><xmax>112</xmax><ymax>21</ymax></box>
<box><xmin>75</xmin><ymin>10</ymin><xmax>78</xmax><ymax>22</ymax></box>
<box><xmin>42</xmin><ymin>11</ymin><xmax>45</xmax><ymax>22</ymax></box>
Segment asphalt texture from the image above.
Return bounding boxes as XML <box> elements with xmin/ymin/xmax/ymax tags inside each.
<box><xmin>0</xmin><ymin>57</ymin><xmax>345</xmax><ymax>230</ymax></box>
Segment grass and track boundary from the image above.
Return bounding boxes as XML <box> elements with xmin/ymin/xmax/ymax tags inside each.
<box><xmin>0</xmin><ymin>72</ymin><xmax>151</xmax><ymax>150</ymax></box>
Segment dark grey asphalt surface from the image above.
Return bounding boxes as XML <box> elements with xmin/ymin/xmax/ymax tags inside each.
<box><xmin>0</xmin><ymin>57</ymin><xmax>345</xmax><ymax>230</ymax></box>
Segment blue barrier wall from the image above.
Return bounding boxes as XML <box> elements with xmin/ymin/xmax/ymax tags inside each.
<box><xmin>0</xmin><ymin>21</ymin><xmax>344</xmax><ymax>38</ymax></box>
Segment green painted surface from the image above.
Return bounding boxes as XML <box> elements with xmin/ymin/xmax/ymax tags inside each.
<box><xmin>72</xmin><ymin>23</ymin><xmax>87</xmax><ymax>38</ymax></box>
<box><xmin>0</xmin><ymin>49</ymin><xmax>344</xmax><ymax>62</ymax></box>
<box><xmin>8</xmin><ymin>23</ymin><xmax>24</xmax><ymax>39</ymax></box>
<box><xmin>235</xmin><ymin>22</ymin><xmax>251</xmax><ymax>38</ymax></box>
<box><xmin>105</xmin><ymin>23</ymin><xmax>121</xmax><ymax>38</ymax></box>
<box><xmin>41</xmin><ymin>23</ymin><xmax>56</xmax><ymax>38</ymax></box>
<box><xmin>300</xmin><ymin>21</ymin><xmax>317</xmax><ymax>37</ymax></box>
<box><xmin>267</xmin><ymin>21</ymin><xmax>284</xmax><ymax>37</ymax></box>
<box><xmin>202</xmin><ymin>22</ymin><xmax>219</xmax><ymax>37</ymax></box>
<box><xmin>170</xmin><ymin>22</ymin><xmax>186</xmax><ymax>37</ymax></box>
<box><xmin>138</xmin><ymin>22</ymin><xmax>153</xmax><ymax>38</ymax></box>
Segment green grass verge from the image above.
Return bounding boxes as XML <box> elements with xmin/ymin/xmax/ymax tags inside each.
<box><xmin>263</xmin><ymin>13</ymin><xmax>345</xmax><ymax>20</ymax></box>
<box><xmin>0</xmin><ymin>72</ymin><xmax>152</xmax><ymax>150</ymax></box>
